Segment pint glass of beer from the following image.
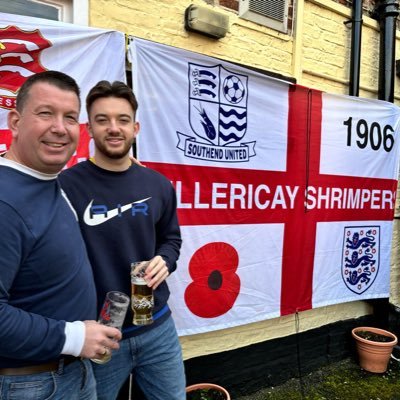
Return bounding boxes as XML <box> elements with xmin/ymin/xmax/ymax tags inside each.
<box><xmin>131</xmin><ymin>261</ymin><xmax>154</xmax><ymax>325</ymax></box>
<box><xmin>91</xmin><ymin>291</ymin><xmax>130</xmax><ymax>364</ymax></box>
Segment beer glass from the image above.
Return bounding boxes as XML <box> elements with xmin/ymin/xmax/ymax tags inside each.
<box><xmin>91</xmin><ymin>291</ymin><xmax>130</xmax><ymax>364</ymax></box>
<box><xmin>131</xmin><ymin>261</ymin><xmax>154</xmax><ymax>325</ymax></box>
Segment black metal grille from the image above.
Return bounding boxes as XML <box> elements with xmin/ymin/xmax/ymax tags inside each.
<box><xmin>249</xmin><ymin>0</ymin><xmax>286</xmax><ymax>22</ymax></box>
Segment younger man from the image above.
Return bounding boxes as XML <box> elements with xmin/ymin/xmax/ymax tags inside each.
<box><xmin>60</xmin><ymin>80</ymin><xmax>186</xmax><ymax>400</ymax></box>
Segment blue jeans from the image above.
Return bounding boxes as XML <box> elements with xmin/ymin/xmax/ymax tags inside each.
<box><xmin>92</xmin><ymin>315</ymin><xmax>186</xmax><ymax>400</ymax></box>
<box><xmin>0</xmin><ymin>358</ymin><xmax>96</xmax><ymax>400</ymax></box>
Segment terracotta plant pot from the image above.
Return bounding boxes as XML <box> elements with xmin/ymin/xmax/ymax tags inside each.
<box><xmin>186</xmin><ymin>383</ymin><xmax>230</xmax><ymax>400</ymax></box>
<box><xmin>352</xmin><ymin>326</ymin><xmax>398</xmax><ymax>373</ymax></box>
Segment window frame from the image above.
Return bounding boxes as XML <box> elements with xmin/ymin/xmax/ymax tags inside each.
<box><xmin>0</xmin><ymin>0</ymin><xmax>88</xmax><ymax>25</ymax></box>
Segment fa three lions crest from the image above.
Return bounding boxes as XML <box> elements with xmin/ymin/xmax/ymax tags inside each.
<box><xmin>342</xmin><ymin>226</ymin><xmax>379</xmax><ymax>295</ymax></box>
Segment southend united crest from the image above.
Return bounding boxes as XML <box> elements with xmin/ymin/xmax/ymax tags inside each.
<box><xmin>176</xmin><ymin>63</ymin><xmax>256</xmax><ymax>163</ymax></box>
<box><xmin>342</xmin><ymin>226</ymin><xmax>379</xmax><ymax>294</ymax></box>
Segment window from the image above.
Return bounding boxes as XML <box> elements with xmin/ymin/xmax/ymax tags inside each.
<box><xmin>239</xmin><ymin>0</ymin><xmax>289</xmax><ymax>33</ymax></box>
<box><xmin>0</xmin><ymin>0</ymin><xmax>88</xmax><ymax>25</ymax></box>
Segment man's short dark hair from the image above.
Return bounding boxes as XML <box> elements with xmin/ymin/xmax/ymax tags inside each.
<box><xmin>16</xmin><ymin>70</ymin><xmax>81</xmax><ymax>112</ymax></box>
<box><xmin>86</xmin><ymin>81</ymin><xmax>138</xmax><ymax>117</ymax></box>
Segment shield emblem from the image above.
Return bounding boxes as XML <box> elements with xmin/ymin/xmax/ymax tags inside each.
<box><xmin>188</xmin><ymin>63</ymin><xmax>248</xmax><ymax>146</ymax></box>
<box><xmin>341</xmin><ymin>226</ymin><xmax>380</xmax><ymax>294</ymax></box>
<box><xmin>0</xmin><ymin>26</ymin><xmax>51</xmax><ymax>94</ymax></box>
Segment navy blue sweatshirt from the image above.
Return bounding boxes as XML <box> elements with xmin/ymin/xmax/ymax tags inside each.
<box><xmin>59</xmin><ymin>161</ymin><xmax>182</xmax><ymax>337</ymax></box>
<box><xmin>0</xmin><ymin>159</ymin><xmax>96</xmax><ymax>367</ymax></box>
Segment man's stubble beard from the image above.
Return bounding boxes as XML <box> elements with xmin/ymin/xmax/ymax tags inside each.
<box><xmin>95</xmin><ymin>138</ymin><xmax>133</xmax><ymax>160</ymax></box>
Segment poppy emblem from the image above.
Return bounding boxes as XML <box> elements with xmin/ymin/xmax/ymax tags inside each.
<box><xmin>184</xmin><ymin>242</ymin><xmax>241</xmax><ymax>318</ymax></box>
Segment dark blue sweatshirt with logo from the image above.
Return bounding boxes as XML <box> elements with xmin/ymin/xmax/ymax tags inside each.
<box><xmin>59</xmin><ymin>161</ymin><xmax>182</xmax><ymax>337</ymax></box>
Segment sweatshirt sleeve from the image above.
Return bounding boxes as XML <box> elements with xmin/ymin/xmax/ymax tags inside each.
<box><xmin>0</xmin><ymin>201</ymin><xmax>66</xmax><ymax>361</ymax></box>
<box><xmin>155</xmin><ymin>182</ymin><xmax>182</xmax><ymax>274</ymax></box>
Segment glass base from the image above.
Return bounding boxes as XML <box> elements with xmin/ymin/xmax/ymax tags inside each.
<box><xmin>90</xmin><ymin>352</ymin><xmax>111</xmax><ymax>364</ymax></box>
<box><xmin>133</xmin><ymin>315</ymin><xmax>153</xmax><ymax>325</ymax></box>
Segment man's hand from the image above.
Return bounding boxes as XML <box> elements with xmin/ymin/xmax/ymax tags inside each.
<box><xmin>79</xmin><ymin>321</ymin><xmax>122</xmax><ymax>359</ymax></box>
<box><xmin>145</xmin><ymin>255</ymin><xmax>169</xmax><ymax>290</ymax></box>
<box><xmin>129</xmin><ymin>155</ymin><xmax>145</xmax><ymax>167</ymax></box>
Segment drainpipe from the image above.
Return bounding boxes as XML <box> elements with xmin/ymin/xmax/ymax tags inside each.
<box><xmin>375</xmin><ymin>0</ymin><xmax>399</xmax><ymax>102</ymax></box>
<box><xmin>371</xmin><ymin>1</ymin><xmax>399</xmax><ymax>330</ymax></box>
<box><xmin>349</xmin><ymin>0</ymin><xmax>363</xmax><ymax>97</ymax></box>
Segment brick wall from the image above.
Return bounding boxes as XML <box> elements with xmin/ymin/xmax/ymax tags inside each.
<box><xmin>212</xmin><ymin>0</ymin><xmax>378</xmax><ymax>16</ymax></box>
<box><xmin>205</xmin><ymin>0</ymin><xmax>395</xmax><ymax>30</ymax></box>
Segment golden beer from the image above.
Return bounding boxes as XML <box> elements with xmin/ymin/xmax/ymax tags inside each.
<box><xmin>131</xmin><ymin>278</ymin><xmax>154</xmax><ymax>325</ymax></box>
<box><xmin>131</xmin><ymin>261</ymin><xmax>154</xmax><ymax>326</ymax></box>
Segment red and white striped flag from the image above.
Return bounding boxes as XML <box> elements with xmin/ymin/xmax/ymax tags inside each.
<box><xmin>0</xmin><ymin>12</ymin><xmax>126</xmax><ymax>164</ymax></box>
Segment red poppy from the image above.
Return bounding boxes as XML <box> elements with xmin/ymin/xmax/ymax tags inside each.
<box><xmin>184</xmin><ymin>242</ymin><xmax>241</xmax><ymax>318</ymax></box>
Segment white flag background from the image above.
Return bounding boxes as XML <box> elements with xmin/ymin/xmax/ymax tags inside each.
<box><xmin>0</xmin><ymin>12</ymin><xmax>126</xmax><ymax>163</ymax></box>
<box><xmin>130</xmin><ymin>38</ymin><xmax>400</xmax><ymax>336</ymax></box>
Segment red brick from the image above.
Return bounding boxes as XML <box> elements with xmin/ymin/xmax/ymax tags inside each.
<box><xmin>219</xmin><ymin>0</ymin><xmax>239</xmax><ymax>12</ymax></box>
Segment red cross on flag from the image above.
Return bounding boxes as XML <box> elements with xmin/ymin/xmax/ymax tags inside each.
<box><xmin>129</xmin><ymin>38</ymin><xmax>400</xmax><ymax>336</ymax></box>
<box><xmin>0</xmin><ymin>12</ymin><xmax>126</xmax><ymax>160</ymax></box>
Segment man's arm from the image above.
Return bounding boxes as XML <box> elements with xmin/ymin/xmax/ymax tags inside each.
<box><xmin>0</xmin><ymin>202</ymin><xmax>120</xmax><ymax>361</ymax></box>
<box><xmin>146</xmin><ymin>183</ymin><xmax>182</xmax><ymax>289</ymax></box>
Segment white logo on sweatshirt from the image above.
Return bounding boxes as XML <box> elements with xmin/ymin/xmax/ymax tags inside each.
<box><xmin>83</xmin><ymin>197</ymin><xmax>151</xmax><ymax>226</ymax></box>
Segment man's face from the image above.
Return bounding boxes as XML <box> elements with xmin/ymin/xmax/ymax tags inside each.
<box><xmin>7</xmin><ymin>82</ymin><xmax>80</xmax><ymax>174</ymax></box>
<box><xmin>88</xmin><ymin>96</ymin><xmax>139</xmax><ymax>160</ymax></box>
